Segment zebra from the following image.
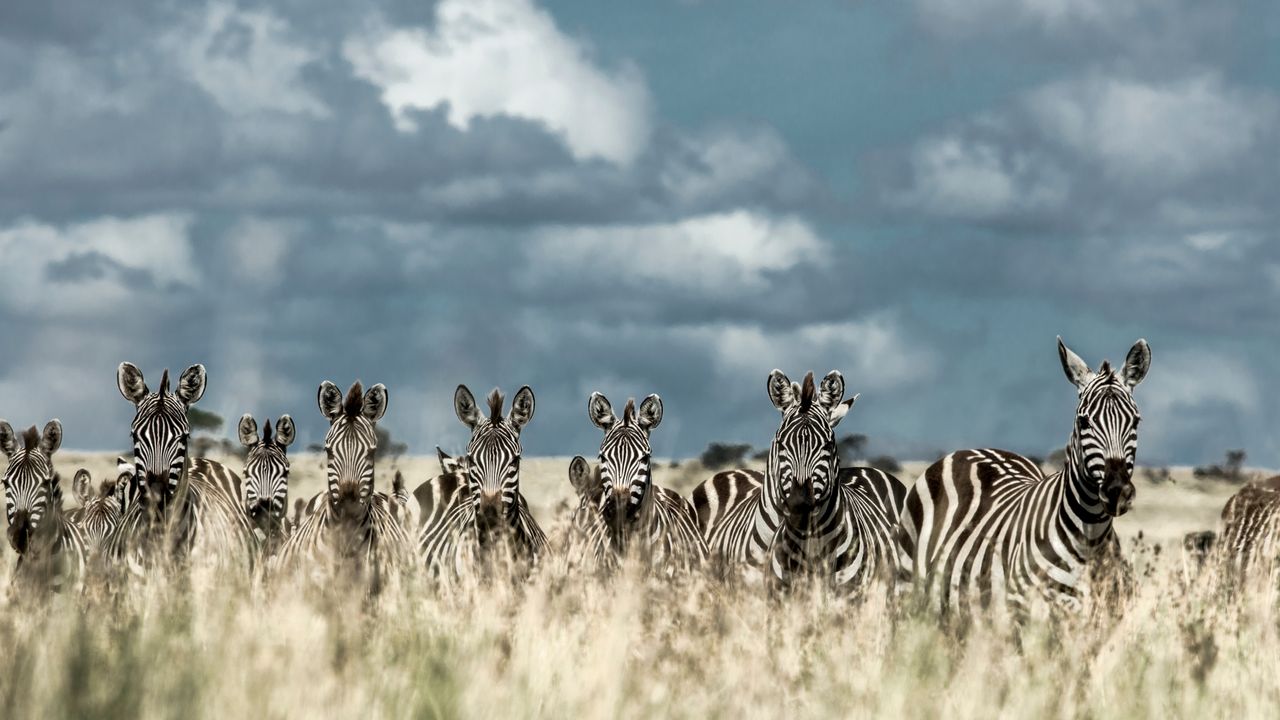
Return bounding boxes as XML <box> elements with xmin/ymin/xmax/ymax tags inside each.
<box><xmin>1217</xmin><ymin>476</ymin><xmax>1280</xmax><ymax>578</ymax></box>
<box><xmin>273</xmin><ymin>381</ymin><xmax>414</xmax><ymax>575</ymax></box>
<box><xmin>0</xmin><ymin>420</ymin><xmax>86</xmax><ymax>588</ymax></box>
<box><xmin>69</xmin><ymin>465</ymin><xmax>124</xmax><ymax>559</ymax></box>
<box><xmin>693</xmin><ymin>370</ymin><xmax>905</xmax><ymax>592</ymax></box>
<box><xmin>416</xmin><ymin>385</ymin><xmax>547</xmax><ymax>579</ymax></box>
<box><xmin>237</xmin><ymin>414</ymin><xmax>296</xmax><ymax>558</ymax></box>
<box><xmin>103</xmin><ymin>363</ymin><xmax>256</xmax><ymax>568</ymax></box>
<box><xmin>894</xmin><ymin>337</ymin><xmax>1150</xmax><ymax>616</ymax></box>
<box><xmin>569</xmin><ymin>393</ymin><xmax>706</xmax><ymax>573</ymax></box>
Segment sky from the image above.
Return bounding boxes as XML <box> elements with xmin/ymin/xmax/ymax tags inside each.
<box><xmin>0</xmin><ymin>0</ymin><xmax>1277</xmax><ymax>466</ymax></box>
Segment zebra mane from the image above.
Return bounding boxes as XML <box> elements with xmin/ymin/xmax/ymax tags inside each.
<box><xmin>798</xmin><ymin>372</ymin><xmax>816</xmax><ymax>413</ymax></box>
<box><xmin>262</xmin><ymin>417</ymin><xmax>274</xmax><ymax>444</ymax></box>
<box><xmin>21</xmin><ymin>425</ymin><xmax>38</xmax><ymax>451</ymax></box>
<box><xmin>622</xmin><ymin>398</ymin><xmax>636</xmax><ymax>426</ymax></box>
<box><xmin>344</xmin><ymin>381</ymin><xmax>364</xmax><ymax>417</ymax></box>
<box><xmin>158</xmin><ymin>369</ymin><xmax>170</xmax><ymax>399</ymax></box>
<box><xmin>487</xmin><ymin>388</ymin><xmax>504</xmax><ymax>423</ymax></box>
<box><xmin>1098</xmin><ymin>360</ymin><xmax>1113</xmax><ymax>376</ymax></box>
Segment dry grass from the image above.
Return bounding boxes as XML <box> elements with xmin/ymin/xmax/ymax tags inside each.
<box><xmin>0</xmin><ymin>454</ymin><xmax>1275</xmax><ymax>719</ymax></box>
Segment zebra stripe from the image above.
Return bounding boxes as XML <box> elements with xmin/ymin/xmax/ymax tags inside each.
<box><xmin>238</xmin><ymin>414</ymin><xmax>296</xmax><ymax>558</ymax></box>
<box><xmin>103</xmin><ymin>363</ymin><xmax>256</xmax><ymax>566</ymax></box>
<box><xmin>694</xmin><ymin>370</ymin><xmax>905</xmax><ymax>592</ymax></box>
<box><xmin>1218</xmin><ymin>476</ymin><xmax>1280</xmax><ymax>577</ymax></box>
<box><xmin>569</xmin><ymin>393</ymin><xmax>706</xmax><ymax>573</ymax></box>
<box><xmin>1</xmin><ymin>421</ymin><xmax>87</xmax><ymax>589</ymax></box>
<box><xmin>416</xmin><ymin>386</ymin><xmax>547</xmax><ymax>577</ymax></box>
<box><xmin>894</xmin><ymin>337</ymin><xmax>1150</xmax><ymax>615</ymax></box>
<box><xmin>69</xmin><ymin>465</ymin><xmax>124</xmax><ymax>559</ymax></box>
<box><xmin>273</xmin><ymin>381</ymin><xmax>415</xmax><ymax>573</ymax></box>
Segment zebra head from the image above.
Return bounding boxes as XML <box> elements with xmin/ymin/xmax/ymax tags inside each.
<box><xmin>72</xmin><ymin>467</ymin><xmax>122</xmax><ymax>554</ymax></box>
<box><xmin>238</xmin><ymin>414</ymin><xmax>295</xmax><ymax>541</ymax></box>
<box><xmin>318</xmin><ymin>381</ymin><xmax>388</xmax><ymax>522</ymax></box>
<box><xmin>766</xmin><ymin>370</ymin><xmax>856</xmax><ymax>518</ymax></box>
<box><xmin>0</xmin><ymin>420</ymin><xmax>63</xmax><ymax>555</ymax></box>
<box><xmin>1058</xmin><ymin>337</ymin><xmax>1150</xmax><ymax>518</ymax></box>
<box><xmin>454</xmin><ymin>385</ymin><xmax>534</xmax><ymax>536</ymax></box>
<box><xmin>587</xmin><ymin>393</ymin><xmax>662</xmax><ymax>528</ymax></box>
<box><xmin>117</xmin><ymin>362</ymin><xmax>206</xmax><ymax>512</ymax></box>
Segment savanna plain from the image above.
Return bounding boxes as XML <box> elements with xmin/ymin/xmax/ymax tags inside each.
<box><xmin>2</xmin><ymin>453</ymin><xmax>1277</xmax><ymax>719</ymax></box>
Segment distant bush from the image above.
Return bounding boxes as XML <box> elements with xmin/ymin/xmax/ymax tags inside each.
<box><xmin>1194</xmin><ymin>450</ymin><xmax>1248</xmax><ymax>482</ymax></box>
<box><xmin>700</xmin><ymin>442</ymin><xmax>753</xmax><ymax>470</ymax></box>
<box><xmin>1142</xmin><ymin>466</ymin><xmax>1175</xmax><ymax>484</ymax></box>
<box><xmin>187</xmin><ymin>407</ymin><xmax>224</xmax><ymax>433</ymax></box>
<box><xmin>868</xmin><ymin>455</ymin><xmax>902</xmax><ymax>474</ymax></box>
<box><xmin>375</xmin><ymin>426</ymin><xmax>409</xmax><ymax>460</ymax></box>
<box><xmin>836</xmin><ymin>434</ymin><xmax>868</xmax><ymax>464</ymax></box>
<box><xmin>751</xmin><ymin>449</ymin><xmax>770</xmax><ymax>462</ymax></box>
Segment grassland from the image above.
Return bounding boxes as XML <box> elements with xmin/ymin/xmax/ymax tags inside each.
<box><xmin>0</xmin><ymin>454</ymin><xmax>1276</xmax><ymax>719</ymax></box>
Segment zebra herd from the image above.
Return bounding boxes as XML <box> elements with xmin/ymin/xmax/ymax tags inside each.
<box><xmin>3</xmin><ymin>337</ymin><xmax>1280</xmax><ymax>615</ymax></box>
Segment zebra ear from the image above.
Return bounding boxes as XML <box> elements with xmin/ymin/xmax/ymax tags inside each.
<box><xmin>818</xmin><ymin>371</ymin><xmax>845</xmax><ymax>410</ymax></box>
<box><xmin>1122</xmin><ymin>339</ymin><xmax>1151</xmax><ymax>389</ymax></box>
<box><xmin>436</xmin><ymin>447</ymin><xmax>460</xmax><ymax>476</ymax></box>
<box><xmin>176</xmin><ymin>364</ymin><xmax>207</xmax><ymax>406</ymax></box>
<box><xmin>637</xmin><ymin>394</ymin><xmax>663</xmax><ymax>433</ymax></box>
<box><xmin>829</xmin><ymin>394</ymin><xmax>858</xmax><ymax>427</ymax></box>
<box><xmin>454</xmin><ymin>385</ymin><xmax>481</xmax><ymax>429</ymax></box>
<box><xmin>1057</xmin><ymin>337</ymin><xmax>1095</xmax><ymax>389</ymax></box>
<box><xmin>40</xmin><ymin>419</ymin><xmax>62</xmax><ymax>455</ymax></box>
<box><xmin>73</xmin><ymin>469</ymin><xmax>93</xmax><ymax>505</ymax></box>
<box><xmin>275</xmin><ymin>416</ymin><xmax>296</xmax><ymax>448</ymax></box>
<box><xmin>318</xmin><ymin>381</ymin><xmax>344</xmax><ymax>421</ymax></box>
<box><xmin>569</xmin><ymin>456</ymin><xmax>594</xmax><ymax>497</ymax></box>
<box><xmin>116</xmin><ymin>456</ymin><xmax>133</xmax><ymax>485</ymax></box>
<box><xmin>238</xmin><ymin>414</ymin><xmax>259</xmax><ymax>448</ymax></box>
<box><xmin>362</xmin><ymin>383</ymin><xmax>388</xmax><ymax>423</ymax></box>
<box><xmin>117</xmin><ymin>362</ymin><xmax>149</xmax><ymax>405</ymax></box>
<box><xmin>0</xmin><ymin>421</ymin><xmax>13</xmax><ymax>457</ymax></box>
<box><xmin>509</xmin><ymin>386</ymin><xmax>535</xmax><ymax>431</ymax></box>
<box><xmin>767</xmin><ymin>369</ymin><xmax>795</xmax><ymax>411</ymax></box>
<box><xmin>588</xmin><ymin>392</ymin><xmax>616</xmax><ymax>431</ymax></box>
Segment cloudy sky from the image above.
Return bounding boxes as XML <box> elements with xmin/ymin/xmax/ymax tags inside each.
<box><xmin>1</xmin><ymin>0</ymin><xmax>1277</xmax><ymax>467</ymax></box>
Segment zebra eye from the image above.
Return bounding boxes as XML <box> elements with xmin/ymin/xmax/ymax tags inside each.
<box><xmin>1077</xmin><ymin>415</ymin><xmax>1091</xmax><ymax>430</ymax></box>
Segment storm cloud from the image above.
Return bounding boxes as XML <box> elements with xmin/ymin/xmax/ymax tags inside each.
<box><xmin>0</xmin><ymin>0</ymin><xmax>1276</xmax><ymax>468</ymax></box>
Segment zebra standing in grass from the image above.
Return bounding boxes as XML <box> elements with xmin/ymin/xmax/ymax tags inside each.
<box><xmin>103</xmin><ymin>363</ymin><xmax>256</xmax><ymax>567</ymax></box>
<box><xmin>69</xmin><ymin>464</ymin><xmax>124</xmax><ymax>559</ymax></box>
<box><xmin>568</xmin><ymin>393</ymin><xmax>706</xmax><ymax>573</ymax></box>
<box><xmin>416</xmin><ymin>385</ymin><xmax>547</xmax><ymax>578</ymax></box>
<box><xmin>1</xmin><ymin>420</ymin><xmax>85</xmax><ymax>588</ymax></box>
<box><xmin>1217</xmin><ymin>476</ymin><xmax>1280</xmax><ymax>577</ymax></box>
<box><xmin>692</xmin><ymin>370</ymin><xmax>906</xmax><ymax>592</ymax></box>
<box><xmin>895</xmin><ymin>338</ymin><xmax>1150</xmax><ymax>616</ymax></box>
<box><xmin>237</xmin><ymin>415</ymin><xmax>295</xmax><ymax>558</ymax></box>
<box><xmin>273</xmin><ymin>381</ymin><xmax>413</xmax><ymax>574</ymax></box>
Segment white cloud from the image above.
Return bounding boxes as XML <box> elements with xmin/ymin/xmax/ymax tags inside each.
<box><xmin>343</xmin><ymin>0</ymin><xmax>651</xmax><ymax>164</ymax></box>
<box><xmin>660</xmin><ymin>128</ymin><xmax>794</xmax><ymax>205</ymax></box>
<box><xmin>0</xmin><ymin>214</ymin><xmax>196</xmax><ymax>319</ymax></box>
<box><xmin>528</xmin><ymin>211</ymin><xmax>826</xmax><ymax>293</ymax></box>
<box><xmin>914</xmin><ymin>0</ymin><xmax>1161</xmax><ymax>36</ymax></box>
<box><xmin>166</xmin><ymin>2</ymin><xmax>328</xmax><ymax>118</ymax></box>
<box><xmin>227</xmin><ymin>217</ymin><xmax>296</xmax><ymax>287</ymax></box>
<box><xmin>690</xmin><ymin>313</ymin><xmax>936</xmax><ymax>392</ymax></box>
<box><xmin>1026</xmin><ymin>73</ymin><xmax>1276</xmax><ymax>186</ymax></box>
<box><xmin>891</xmin><ymin>135</ymin><xmax>1068</xmax><ymax>219</ymax></box>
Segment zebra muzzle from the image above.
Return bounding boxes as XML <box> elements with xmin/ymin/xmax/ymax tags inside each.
<box><xmin>1102</xmin><ymin>463</ymin><xmax>1135</xmax><ymax>516</ymax></box>
<box><xmin>7</xmin><ymin>511</ymin><xmax>31</xmax><ymax>554</ymax></box>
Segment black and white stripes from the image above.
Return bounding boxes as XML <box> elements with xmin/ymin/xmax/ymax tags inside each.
<box><xmin>693</xmin><ymin>370</ymin><xmax>906</xmax><ymax>592</ymax></box>
<box><xmin>416</xmin><ymin>385</ymin><xmax>547</xmax><ymax>578</ymax></box>
<box><xmin>238</xmin><ymin>414</ymin><xmax>296</xmax><ymax>558</ymax></box>
<box><xmin>569</xmin><ymin>393</ymin><xmax>706</xmax><ymax>573</ymax></box>
<box><xmin>1</xmin><ymin>420</ymin><xmax>86</xmax><ymax>588</ymax></box>
<box><xmin>894</xmin><ymin>338</ymin><xmax>1151</xmax><ymax>615</ymax></box>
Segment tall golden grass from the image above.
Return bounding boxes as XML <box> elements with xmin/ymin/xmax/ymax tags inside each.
<box><xmin>0</xmin><ymin>455</ymin><xmax>1273</xmax><ymax>719</ymax></box>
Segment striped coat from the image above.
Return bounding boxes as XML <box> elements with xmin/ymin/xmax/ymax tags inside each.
<box><xmin>1218</xmin><ymin>476</ymin><xmax>1280</xmax><ymax>577</ymax></box>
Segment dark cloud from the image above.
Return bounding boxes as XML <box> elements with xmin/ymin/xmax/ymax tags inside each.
<box><xmin>0</xmin><ymin>0</ymin><xmax>1276</xmax><ymax>469</ymax></box>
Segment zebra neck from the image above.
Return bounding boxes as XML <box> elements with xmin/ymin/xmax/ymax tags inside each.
<box><xmin>1059</xmin><ymin>437</ymin><xmax>1113</xmax><ymax>547</ymax></box>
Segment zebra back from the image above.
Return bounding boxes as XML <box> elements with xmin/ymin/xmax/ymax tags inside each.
<box><xmin>1218</xmin><ymin>476</ymin><xmax>1280</xmax><ymax>577</ymax></box>
<box><xmin>894</xmin><ymin>338</ymin><xmax>1150</xmax><ymax>615</ymax></box>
